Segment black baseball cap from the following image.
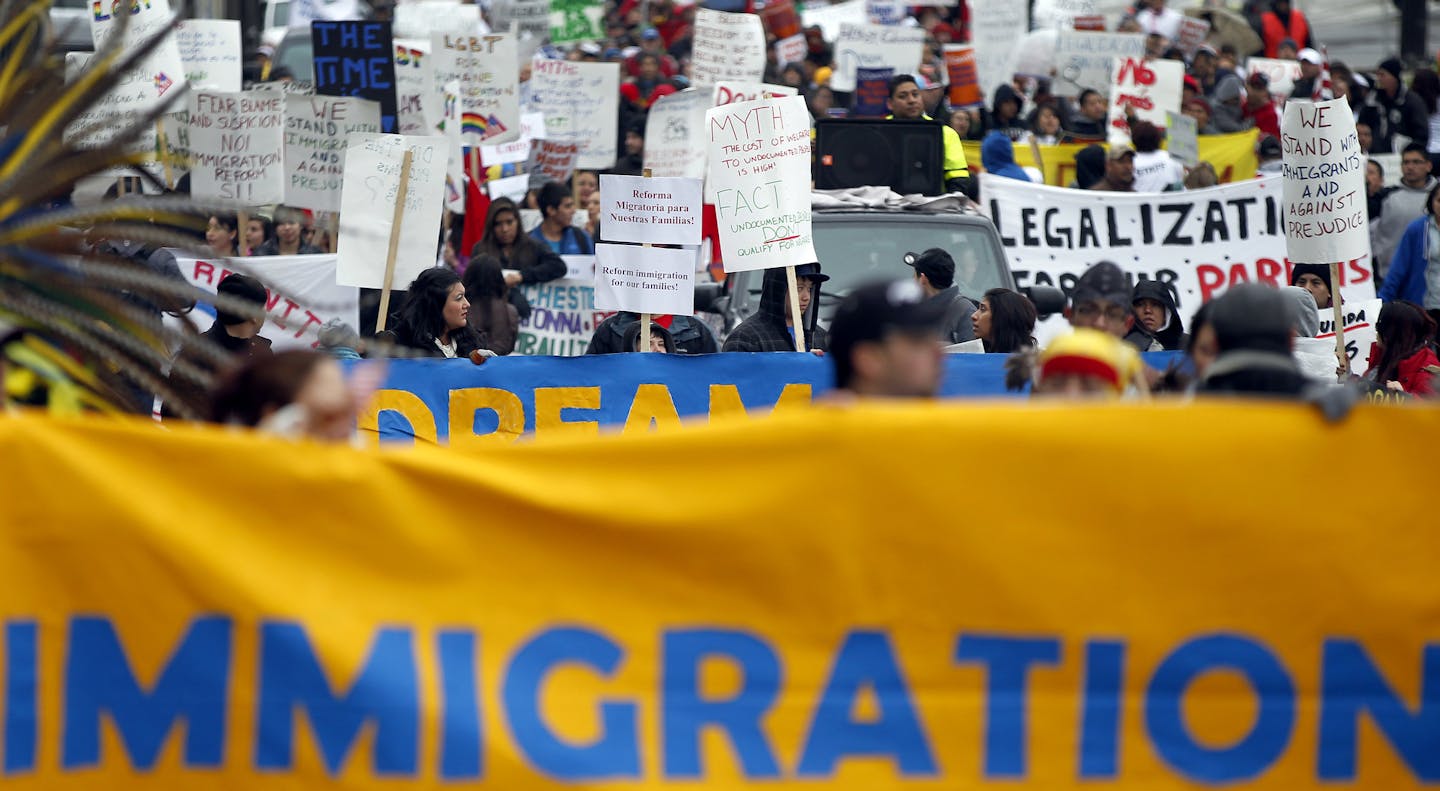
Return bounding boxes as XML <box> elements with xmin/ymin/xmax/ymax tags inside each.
<box><xmin>794</xmin><ymin>262</ymin><xmax>830</xmax><ymax>283</ymax></box>
<box><xmin>830</xmin><ymin>279</ymin><xmax>948</xmax><ymax>351</ymax></box>
<box><xmin>903</xmin><ymin>248</ymin><xmax>955</xmax><ymax>289</ymax></box>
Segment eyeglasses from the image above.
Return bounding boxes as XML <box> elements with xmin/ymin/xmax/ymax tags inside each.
<box><xmin>1074</xmin><ymin>302</ymin><xmax>1129</xmax><ymax>323</ymax></box>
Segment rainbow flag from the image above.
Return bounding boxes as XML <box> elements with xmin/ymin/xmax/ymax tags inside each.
<box><xmin>462</xmin><ymin>112</ymin><xmax>508</xmax><ymax>139</ymax></box>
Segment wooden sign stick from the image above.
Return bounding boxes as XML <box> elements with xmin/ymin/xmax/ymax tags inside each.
<box><xmin>640</xmin><ymin>167</ymin><xmax>652</xmax><ymax>353</ymax></box>
<box><xmin>785</xmin><ymin>264</ymin><xmax>805</xmax><ymax>352</ymax></box>
<box><xmin>1330</xmin><ymin>261</ymin><xmax>1347</xmax><ymax>382</ymax></box>
<box><xmin>375</xmin><ymin>149</ymin><xmax>415</xmax><ymax>333</ymax></box>
<box><xmin>236</xmin><ymin>210</ymin><xmax>251</xmax><ymax>256</ymax></box>
<box><xmin>327</xmin><ymin>212</ymin><xmax>339</xmax><ymax>254</ymax></box>
<box><xmin>155</xmin><ymin>118</ymin><xmax>174</xmax><ymax>190</ymax></box>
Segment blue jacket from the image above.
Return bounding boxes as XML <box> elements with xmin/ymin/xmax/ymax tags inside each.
<box><xmin>981</xmin><ymin>130</ymin><xmax>1031</xmax><ymax>183</ymax></box>
<box><xmin>1380</xmin><ymin>215</ymin><xmax>1433</xmax><ymax>304</ymax></box>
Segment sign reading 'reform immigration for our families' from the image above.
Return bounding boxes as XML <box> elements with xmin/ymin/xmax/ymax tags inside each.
<box><xmin>599</xmin><ymin>174</ymin><xmax>702</xmax><ymax>246</ymax></box>
<box><xmin>706</xmin><ymin>95</ymin><xmax>815</xmax><ymax>272</ymax></box>
<box><xmin>1281</xmin><ymin>98</ymin><xmax>1370</xmax><ymax>265</ymax></box>
<box><xmin>593</xmin><ymin>244</ymin><xmax>698</xmax><ymax>316</ymax></box>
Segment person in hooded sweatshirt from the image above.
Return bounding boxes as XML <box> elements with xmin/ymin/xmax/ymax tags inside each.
<box><xmin>1124</xmin><ymin>280</ymin><xmax>1188</xmax><ymax>351</ymax></box>
<box><xmin>1069</xmin><ymin>144</ymin><xmax>1107</xmax><ymax>189</ymax></box>
<box><xmin>722</xmin><ymin>263</ymin><xmax>830</xmax><ymax>352</ymax></box>
<box><xmin>986</xmin><ymin>83</ymin><xmax>1029</xmax><ymax>141</ymax></box>
<box><xmin>586</xmin><ymin>311</ymin><xmax>718</xmax><ymax>355</ymax></box>
<box><xmin>1209</xmin><ymin>71</ymin><xmax>1252</xmax><ymax>133</ymax></box>
<box><xmin>980</xmin><ymin>130</ymin><xmax>1033</xmax><ymax>183</ymax></box>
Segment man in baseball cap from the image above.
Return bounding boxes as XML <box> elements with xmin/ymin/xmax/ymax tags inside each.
<box><xmin>829</xmin><ymin>279</ymin><xmax>949</xmax><ymax>397</ymax></box>
<box><xmin>904</xmin><ymin>248</ymin><xmax>977</xmax><ymax>343</ymax></box>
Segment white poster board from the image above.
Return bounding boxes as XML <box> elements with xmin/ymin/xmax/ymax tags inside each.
<box><xmin>775</xmin><ymin>33</ymin><xmax>807</xmax><ymax>67</ymax></box>
<box><xmin>394</xmin><ymin>38</ymin><xmax>432</xmax><ymax>135</ymax></box>
<box><xmin>172</xmin><ymin>255</ymin><xmax>360</xmax><ymax>350</ymax></box>
<box><xmin>830</xmin><ymin>23</ymin><xmax>926</xmax><ymax>94</ymax></box>
<box><xmin>429</xmin><ymin>32</ymin><xmax>520</xmax><ymax>145</ymax></box>
<box><xmin>188</xmin><ymin>91</ymin><xmax>285</xmax><ymax>203</ymax></box>
<box><xmin>89</xmin><ymin>0</ymin><xmax>186</xmax><ymax>115</ymax></box>
<box><xmin>529</xmin><ymin>59</ymin><xmax>619</xmax><ymax>170</ymax></box>
<box><xmin>969</xmin><ymin>0</ymin><xmax>1025</xmax><ymax>109</ymax></box>
<box><xmin>1167</xmin><ymin>110</ymin><xmax>1199</xmax><ymax>167</ymax></box>
<box><xmin>712</xmin><ymin>82</ymin><xmax>798</xmax><ymax>107</ymax></box>
<box><xmin>1053</xmin><ymin>31</ymin><xmax>1145</xmax><ymax>98</ymax></box>
<box><xmin>442</xmin><ymin>80</ymin><xmax>466</xmax><ymax>212</ymax></box>
<box><xmin>1316</xmin><ymin>299</ymin><xmax>1382</xmax><ymax>375</ymax></box>
<box><xmin>1247</xmin><ymin>58</ymin><xmax>1302</xmax><ymax>101</ymax></box>
<box><xmin>706</xmin><ymin>96</ymin><xmax>816</xmax><ymax>273</ymax></box>
<box><xmin>1282</xmin><ymin>98</ymin><xmax>1369</xmax><ymax>265</ymax></box>
<box><xmin>289</xmin><ymin>0</ymin><xmax>362</xmax><ymax>26</ymax></box>
<box><xmin>284</xmin><ymin>95</ymin><xmax>382</xmax><ymax>212</ymax></box>
<box><xmin>176</xmin><ymin>20</ymin><xmax>241</xmax><ymax>92</ymax></box>
<box><xmin>643</xmin><ymin>88</ymin><xmax>709</xmax><ymax>179</ymax></box>
<box><xmin>488</xmin><ymin>172</ymin><xmax>530</xmax><ymax>202</ymax></box>
<box><xmin>1107</xmin><ymin>57</ymin><xmax>1184</xmax><ymax>144</ymax></box>
<box><xmin>394</xmin><ymin>0</ymin><xmax>485</xmax><ymax>40</ymax></box>
<box><xmin>799</xmin><ymin>0</ymin><xmax>865</xmax><ymax>42</ymax></box>
<box><xmin>336</xmin><ymin>134</ymin><xmax>450</xmax><ymax>290</ymax></box>
<box><xmin>599</xmin><ymin>174</ymin><xmax>702</xmax><ymax>245</ymax></box>
<box><xmin>691</xmin><ymin>9</ymin><xmax>768</xmax><ymax>88</ymax></box>
<box><xmin>593</xmin><ymin>244</ymin><xmax>698</xmax><ymax>316</ymax></box>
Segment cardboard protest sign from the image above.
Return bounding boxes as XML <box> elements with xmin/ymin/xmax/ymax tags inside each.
<box><xmin>599</xmin><ymin>174</ymin><xmax>702</xmax><ymax>245</ymax></box>
<box><xmin>172</xmin><ymin>255</ymin><xmax>360</xmax><ymax>350</ymax></box>
<box><xmin>706</xmin><ymin>95</ymin><xmax>815</xmax><ymax>272</ymax></box>
<box><xmin>428</xmin><ymin>32</ymin><xmax>520</xmax><ymax>145</ymax></box>
<box><xmin>284</xmin><ymin>95</ymin><xmax>382</xmax><ymax>212</ymax></box>
<box><xmin>830</xmin><ymin>23</ymin><xmax>924</xmax><ymax>94</ymax></box>
<box><xmin>336</xmin><ymin>134</ymin><xmax>449</xmax><ymax>289</ymax></box>
<box><xmin>1315</xmin><ymin>298</ymin><xmax>1382</xmax><ymax>374</ymax></box>
<box><xmin>393</xmin><ymin>39</ymin><xmax>431</xmax><ymax>135</ymax></box>
<box><xmin>62</xmin><ymin>53</ymin><xmax>160</xmax><ymax>179</ymax></box>
<box><xmin>712</xmin><ymin>82</ymin><xmax>797</xmax><ymax>107</ymax></box>
<box><xmin>311</xmin><ymin>20</ymin><xmax>398</xmax><ymax>133</ymax></box>
<box><xmin>775</xmin><ymin>34</ymin><xmax>807</xmax><ymax>67</ymax></box>
<box><xmin>526</xmin><ymin>140</ymin><xmax>581</xmax><ymax>188</ymax></box>
<box><xmin>1167</xmin><ymin>110</ymin><xmax>1199</xmax><ymax>167</ymax></box>
<box><xmin>799</xmin><ymin>0</ymin><xmax>865</xmax><ymax>41</ymax></box>
<box><xmin>88</xmin><ymin>0</ymin><xmax>186</xmax><ymax>115</ymax></box>
<box><xmin>489</xmin><ymin>0</ymin><xmax>550</xmax><ymax>41</ymax></box>
<box><xmin>643</xmin><ymin>88</ymin><xmax>708</xmax><ymax>179</ymax></box>
<box><xmin>529</xmin><ymin>59</ymin><xmax>619</xmax><ymax>170</ymax></box>
<box><xmin>548</xmin><ymin>0</ymin><xmax>603</xmax><ymax>44</ymax></box>
<box><xmin>187</xmin><ymin>91</ymin><xmax>285</xmax><ymax>203</ymax></box>
<box><xmin>394</xmin><ymin>0</ymin><xmax>483</xmax><ymax>39</ymax></box>
<box><xmin>690</xmin><ymin>10</ymin><xmax>767</xmax><ymax>88</ymax></box>
<box><xmin>943</xmin><ymin>45</ymin><xmax>982</xmax><ymax>108</ymax></box>
<box><xmin>1282</xmin><ymin>99</ymin><xmax>1369</xmax><ymax>265</ymax></box>
<box><xmin>441</xmin><ymin>81</ymin><xmax>465</xmax><ymax>212</ymax></box>
<box><xmin>1053</xmin><ymin>31</ymin><xmax>1145</xmax><ymax>98</ymax></box>
<box><xmin>1031</xmin><ymin>0</ymin><xmax>1098</xmax><ymax>30</ymax></box>
<box><xmin>969</xmin><ymin>0</ymin><xmax>1025</xmax><ymax>108</ymax></box>
<box><xmin>1107</xmin><ymin>57</ymin><xmax>1184</xmax><ymax>144</ymax></box>
<box><xmin>1176</xmin><ymin>17</ymin><xmax>1210</xmax><ymax>57</ymax></box>
<box><xmin>176</xmin><ymin>20</ymin><xmax>241</xmax><ymax>92</ymax></box>
<box><xmin>851</xmin><ymin>67</ymin><xmax>894</xmax><ymax>117</ymax></box>
<box><xmin>594</xmin><ymin>245</ymin><xmax>698</xmax><ymax>316</ymax></box>
<box><xmin>1248</xmin><ymin>57</ymin><xmax>1302</xmax><ymax>101</ymax></box>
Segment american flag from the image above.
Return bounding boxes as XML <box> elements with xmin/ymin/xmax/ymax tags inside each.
<box><xmin>1313</xmin><ymin>47</ymin><xmax>1333</xmax><ymax>101</ymax></box>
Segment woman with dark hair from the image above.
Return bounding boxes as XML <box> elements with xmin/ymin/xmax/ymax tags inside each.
<box><xmin>461</xmin><ymin>255</ymin><xmax>520</xmax><ymax>356</ymax></box>
<box><xmin>210</xmin><ymin>350</ymin><xmax>357</xmax><ymax>441</ymax></box>
<box><xmin>970</xmin><ymin>287</ymin><xmax>1037</xmax><ymax>353</ymax></box>
<box><xmin>1364</xmin><ymin>301</ymin><xmax>1438</xmax><ymax>396</ymax></box>
<box><xmin>383</xmin><ymin>268</ymin><xmax>481</xmax><ymax>359</ymax></box>
<box><xmin>471</xmin><ymin>197</ymin><xmax>566</xmax><ymax>320</ymax></box>
<box><xmin>205</xmin><ymin>214</ymin><xmax>240</xmax><ymax>257</ymax></box>
<box><xmin>244</xmin><ymin>215</ymin><xmax>273</xmax><ymax>256</ymax></box>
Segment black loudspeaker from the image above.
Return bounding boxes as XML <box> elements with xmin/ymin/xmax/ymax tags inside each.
<box><xmin>814</xmin><ymin>119</ymin><xmax>945</xmax><ymax>196</ymax></box>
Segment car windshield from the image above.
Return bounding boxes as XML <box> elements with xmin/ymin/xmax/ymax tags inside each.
<box><xmin>810</xmin><ymin>217</ymin><xmax>1007</xmax><ymax>302</ymax></box>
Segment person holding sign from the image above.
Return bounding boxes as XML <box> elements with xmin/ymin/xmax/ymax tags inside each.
<box><xmin>528</xmin><ymin>182</ymin><xmax>595</xmax><ymax>255</ymax></box>
<box><xmin>886</xmin><ymin>75</ymin><xmax>971</xmax><ymax>193</ymax></box>
<box><xmin>721</xmin><ymin>264</ymin><xmax>830</xmax><ymax>353</ymax></box>
<box><xmin>380</xmin><ymin>268</ymin><xmax>482</xmax><ymax>359</ymax></box>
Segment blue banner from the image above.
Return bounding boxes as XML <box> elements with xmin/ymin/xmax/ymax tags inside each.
<box><xmin>357</xmin><ymin>352</ymin><xmax>1186</xmax><ymax>444</ymax></box>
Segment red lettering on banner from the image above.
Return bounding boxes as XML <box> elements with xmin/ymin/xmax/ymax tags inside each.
<box><xmin>1348</xmin><ymin>257</ymin><xmax>1371</xmax><ymax>285</ymax></box>
<box><xmin>193</xmin><ymin>260</ymin><xmax>216</xmax><ymax>285</ymax></box>
<box><xmin>1255</xmin><ymin>257</ymin><xmax>1283</xmax><ymax>286</ymax></box>
<box><xmin>296</xmin><ymin>311</ymin><xmax>324</xmax><ymax>340</ymax></box>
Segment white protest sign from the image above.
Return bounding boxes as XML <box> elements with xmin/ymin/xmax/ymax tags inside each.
<box><xmin>526</xmin><ymin>139</ymin><xmax>581</xmax><ymax>187</ymax></box>
<box><xmin>799</xmin><ymin>0</ymin><xmax>865</xmax><ymax>42</ymax></box>
<box><xmin>336</xmin><ymin>134</ymin><xmax>449</xmax><ymax>289</ymax></box>
<box><xmin>775</xmin><ymin>33</ymin><xmax>807</xmax><ymax>67</ymax></box>
<box><xmin>1167</xmin><ymin>110</ymin><xmax>1199</xmax><ymax>166</ymax></box>
<box><xmin>429</xmin><ymin>32</ymin><xmax>520</xmax><ymax>145</ymax></box>
<box><xmin>706</xmin><ymin>96</ymin><xmax>815</xmax><ymax>272</ymax></box>
<box><xmin>89</xmin><ymin>0</ymin><xmax>186</xmax><ymax>115</ymax></box>
<box><xmin>866</xmin><ymin>0</ymin><xmax>903</xmax><ymax>25</ymax></box>
<box><xmin>394</xmin><ymin>38</ymin><xmax>432</xmax><ymax>135</ymax></box>
<box><xmin>188</xmin><ymin>91</ymin><xmax>285</xmax><ymax>203</ymax></box>
<box><xmin>289</xmin><ymin>0</ymin><xmax>361</xmax><ymax>26</ymax></box>
<box><xmin>488</xmin><ymin>172</ymin><xmax>530</xmax><ymax>202</ymax></box>
<box><xmin>63</xmin><ymin>53</ymin><xmax>161</xmax><ymax>175</ymax></box>
<box><xmin>1053</xmin><ymin>31</ymin><xmax>1145</xmax><ymax>98</ymax></box>
<box><xmin>171</xmin><ymin>255</ymin><xmax>360</xmax><ymax>350</ymax></box>
<box><xmin>441</xmin><ymin>80</ymin><xmax>466</xmax><ymax>212</ymax></box>
<box><xmin>1282</xmin><ymin>98</ymin><xmax>1369</xmax><ymax>265</ymax></box>
<box><xmin>284</xmin><ymin>95</ymin><xmax>382</xmax><ymax>212</ymax></box>
<box><xmin>1176</xmin><ymin>17</ymin><xmax>1210</xmax><ymax>57</ymax></box>
<box><xmin>970</xmin><ymin>0</ymin><xmax>1025</xmax><ymax>108</ymax></box>
<box><xmin>561</xmin><ymin>254</ymin><xmax>596</xmax><ymax>280</ymax></box>
<box><xmin>490</xmin><ymin>0</ymin><xmax>550</xmax><ymax>41</ymax></box>
<box><xmin>1247</xmin><ymin>58</ymin><xmax>1302</xmax><ymax>101</ymax></box>
<box><xmin>395</xmin><ymin>0</ymin><xmax>485</xmax><ymax>39</ymax></box>
<box><xmin>1316</xmin><ymin>298</ymin><xmax>1382</xmax><ymax>375</ymax></box>
<box><xmin>1107</xmin><ymin>57</ymin><xmax>1184</xmax><ymax>144</ymax></box>
<box><xmin>690</xmin><ymin>10</ymin><xmax>767</xmax><ymax>88</ymax></box>
<box><xmin>712</xmin><ymin>82</ymin><xmax>798</xmax><ymax>107</ymax></box>
<box><xmin>831</xmin><ymin>23</ymin><xmax>925</xmax><ymax>94</ymax></box>
<box><xmin>599</xmin><ymin>174</ymin><xmax>702</xmax><ymax>245</ymax></box>
<box><xmin>1031</xmin><ymin>0</ymin><xmax>1098</xmax><ymax>30</ymax></box>
<box><xmin>594</xmin><ymin>245</ymin><xmax>697</xmax><ymax>316</ymax></box>
<box><xmin>176</xmin><ymin>20</ymin><xmax>241</xmax><ymax>92</ymax></box>
<box><xmin>643</xmin><ymin>88</ymin><xmax>709</xmax><ymax>179</ymax></box>
<box><xmin>482</xmin><ymin>138</ymin><xmax>532</xmax><ymax>165</ymax></box>
<box><xmin>529</xmin><ymin>59</ymin><xmax>619</xmax><ymax>170</ymax></box>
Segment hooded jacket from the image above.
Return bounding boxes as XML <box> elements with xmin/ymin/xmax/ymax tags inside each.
<box><xmin>586</xmin><ymin>312</ymin><xmax>718</xmax><ymax>355</ymax></box>
<box><xmin>986</xmin><ymin>84</ymin><xmax>1029</xmax><ymax>140</ymax></box>
<box><xmin>1371</xmin><ymin>176</ymin><xmax>1438</xmax><ymax>280</ymax></box>
<box><xmin>1279</xmin><ymin>286</ymin><xmax>1320</xmax><ymax>337</ymax></box>
<box><xmin>621</xmin><ymin>321</ymin><xmax>677</xmax><ymax>353</ymax></box>
<box><xmin>722</xmin><ymin>268</ymin><xmax>830</xmax><ymax>352</ymax></box>
<box><xmin>1124</xmin><ymin>280</ymin><xmax>1188</xmax><ymax>351</ymax></box>
<box><xmin>1071</xmin><ymin>144</ymin><xmax>1106</xmax><ymax>189</ymax></box>
<box><xmin>981</xmin><ymin>130</ymin><xmax>1031</xmax><ymax>183</ymax></box>
<box><xmin>1209</xmin><ymin>75</ymin><xmax>1251</xmax><ymax>133</ymax></box>
<box><xmin>1379</xmin><ymin>214</ymin><xmax>1438</xmax><ymax>305</ymax></box>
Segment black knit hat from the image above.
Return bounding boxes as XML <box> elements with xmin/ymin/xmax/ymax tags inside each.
<box><xmin>1378</xmin><ymin>57</ymin><xmax>1404</xmax><ymax>80</ymax></box>
<box><xmin>1289</xmin><ymin>262</ymin><xmax>1332</xmax><ymax>294</ymax></box>
<box><xmin>1071</xmin><ymin>260</ymin><xmax>1130</xmax><ymax>308</ymax></box>
<box><xmin>215</xmin><ymin>273</ymin><xmax>268</xmax><ymax>326</ymax></box>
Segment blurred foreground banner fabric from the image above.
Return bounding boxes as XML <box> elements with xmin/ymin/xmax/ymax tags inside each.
<box><xmin>0</xmin><ymin>406</ymin><xmax>1437</xmax><ymax>788</ymax></box>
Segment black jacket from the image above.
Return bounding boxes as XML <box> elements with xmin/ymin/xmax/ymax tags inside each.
<box><xmin>253</xmin><ymin>238</ymin><xmax>324</xmax><ymax>256</ymax></box>
<box><xmin>932</xmin><ymin>286</ymin><xmax>977</xmax><ymax>344</ymax></box>
<box><xmin>722</xmin><ymin>268</ymin><xmax>830</xmax><ymax>352</ymax></box>
<box><xmin>1365</xmin><ymin>85</ymin><xmax>1430</xmax><ymax>154</ymax></box>
<box><xmin>586</xmin><ymin>312</ymin><xmax>719</xmax><ymax>355</ymax></box>
<box><xmin>380</xmin><ymin>321</ymin><xmax>482</xmax><ymax>359</ymax></box>
<box><xmin>1124</xmin><ymin>280</ymin><xmax>1188</xmax><ymax>352</ymax></box>
<box><xmin>163</xmin><ymin>321</ymin><xmax>273</xmax><ymax>419</ymax></box>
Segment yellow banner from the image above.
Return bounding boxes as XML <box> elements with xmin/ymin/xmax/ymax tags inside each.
<box><xmin>964</xmin><ymin>129</ymin><xmax>1260</xmax><ymax>187</ymax></box>
<box><xmin>0</xmin><ymin>403</ymin><xmax>1436</xmax><ymax>788</ymax></box>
